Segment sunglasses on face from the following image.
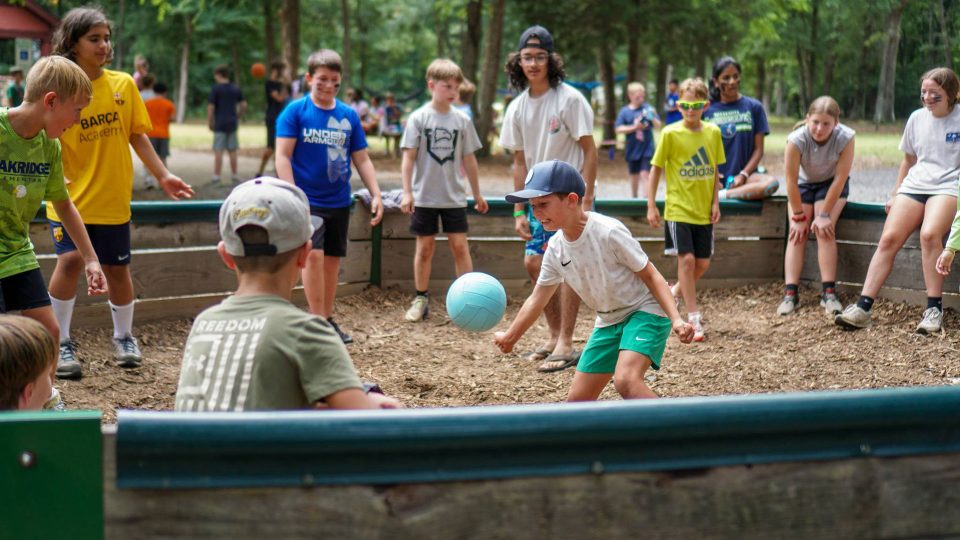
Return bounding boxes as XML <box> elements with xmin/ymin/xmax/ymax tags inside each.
<box><xmin>677</xmin><ymin>100</ymin><xmax>708</xmax><ymax>110</ymax></box>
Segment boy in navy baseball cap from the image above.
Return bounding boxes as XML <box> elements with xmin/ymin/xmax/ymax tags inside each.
<box><xmin>497</xmin><ymin>160</ymin><xmax>693</xmax><ymax>397</ymax></box>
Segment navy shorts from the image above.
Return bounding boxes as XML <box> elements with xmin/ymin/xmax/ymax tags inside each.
<box><xmin>266</xmin><ymin>119</ymin><xmax>277</xmax><ymax>149</ymax></box>
<box><xmin>310</xmin><ymin>206</ymin><xmax>351</xmax><ymax>257</ymax></box>
<box><xmin>627</xmin><ymin>156</ymin><xmax>652</xmax><ymax>174</ymax></box>
<box><xmin>49</xmin><ymin>220</ymin><xmax>132</xmax><ymax>265</ymax></box>
<box><xmin>0</xmin><ymin>268</ymin><xmax>51</xmax><ymax>313</ymax></box>
<box><xmin>665</xmin><ymin>221</ymin><xmax>713</xmax><ymax>259</ymax></box>
<box><xmin>799</xmin><ymin>176</ymin><xmax>849</xmax><ymax>205</ymax></box>
<box><xmin>150</xmin><ymin>137</ymin><xmax>170</xmax><ymax>159</ymax></box>
<box><xmin>409</xmin><ymin>207</ymin><xmax>469</xmax><ymax>236</ymax></box>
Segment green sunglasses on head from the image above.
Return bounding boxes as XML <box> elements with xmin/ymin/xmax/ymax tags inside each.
<box><xmin>677</xmin><ymin>100</ymin><xmax>708</xmax><ymax>110</ymax></box>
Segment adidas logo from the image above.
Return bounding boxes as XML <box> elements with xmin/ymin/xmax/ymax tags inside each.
<box><xmin>679</xmin><ymin>146</ymin><xmax>715</xmax><ymax>178</ymax></box>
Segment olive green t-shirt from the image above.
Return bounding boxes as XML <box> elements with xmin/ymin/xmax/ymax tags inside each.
<box><xmin>175</xmin><ymin>295</ymin><xmax>362</xmax><ymax>411</ymax></box>
<box><xmin>0</xmin><ymin>109</ymin><xmax>68</xmax><ymax>279</ymax></box>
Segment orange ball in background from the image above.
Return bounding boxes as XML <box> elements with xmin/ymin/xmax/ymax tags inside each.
<box><xmin>250</xmin><ymin>63</ymin><xmax>266</xmax><ymax>79</ymax></box>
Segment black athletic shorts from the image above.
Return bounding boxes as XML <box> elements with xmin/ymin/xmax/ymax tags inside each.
<box><xmin>799</xmin><ymin>176</ymin><xmax>849</xmax><ymax>205</ymax></box>
<box><xmin>310</xmin><ymin>205</ymin><xmax>351</xmax><ymax>257</ymax></box>
<box><xmin>266</xmin><ymin>118</ymin><xmax>277</xmax><ymax>150</ymax></box>
<box><xmin>409</xmin><ymin>207</ymin><xmax>469</xmax><ymax>236</ymax></box>
<box><xmin>665</xmin><ymin>221</ymin><xmax>713</xmax><ymax>259</ymax></box>
<box><xmin>627</xmin><ymin>156</ymin><xmax>652</xmax><ymax>174</ymax></box>
<box><xmin>49</xmin><ymin>220</ymin><xmax>132</xmax><ymax>266</ymax></box>
<box><xmin>0</xmin><ymin>268</ymin><xmax>51</xmax><ymax>313</ymax></box>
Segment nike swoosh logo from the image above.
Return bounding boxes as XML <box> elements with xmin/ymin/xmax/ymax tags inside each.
<box><xmin>561</xmin><ymin>260</ymin><xmax>571</xmax><ymax>267</ymax></box>
<box><xmin>118</xmin><ymin>254</ymin><xmax>130</xmax><ymax>261</ymax></box>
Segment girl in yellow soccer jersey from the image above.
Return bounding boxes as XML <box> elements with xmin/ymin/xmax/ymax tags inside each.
<box><xmin>46</xmin><ymin>6</ymin><xmax>194</xmax><ymax>379</ymax></box>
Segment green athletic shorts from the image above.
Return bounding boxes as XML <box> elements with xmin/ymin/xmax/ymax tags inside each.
<box><xmin>577</xmin><ymin>310</ymin><xmax>671</xmax><ymax>373</ymax></box>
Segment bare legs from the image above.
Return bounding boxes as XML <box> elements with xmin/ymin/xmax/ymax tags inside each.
<box><xmin>723</xmin><ymin>173</ymin><xmax>780</xmax><ymax>200</ymax></box>
<box><xmin>783</xmin><ymin>199</ymin><xmax>847</xmax><ymax>286</ymax></box>
<box><xmin>303</xmin><ymin>249</ymin><xmax>341</xmax><ymax>318</ymax></box>
<box><xmin>567</xmin><ymin>351</ymin><xmax>658</xmax><ymax>401</ymax></box>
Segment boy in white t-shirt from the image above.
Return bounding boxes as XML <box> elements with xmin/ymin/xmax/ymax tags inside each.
<box><xmin>494</xmin><ymin>160</ymin><xmax>693</xmax><ymax>401</ymax></box>
<box><xmin>400</xmin><ymin>59</ymin><xmax>488</xmax><ymax>321</ymax></box>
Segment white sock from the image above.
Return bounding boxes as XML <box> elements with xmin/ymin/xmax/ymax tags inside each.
<box><xmin>688</xmin><ymin>311</ymin><xmax>702</xmax><ymax>322</ymax></box>
<box><xmin>718</xmin><ymin>189</ymin><xmax>728</xmax><ymax>200</ymax></box>
<box><xmin>110</xmin><ymin>301</ymin><xmax>135</xmax><ymax>339</ymax></box>
<box><xmin>50</xmin><ymin>295</ymin><xmax>76</xmax><ymax>343</ymax></box>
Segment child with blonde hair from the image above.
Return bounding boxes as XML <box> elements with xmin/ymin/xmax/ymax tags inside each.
<box><xmin>778</xmin><ymin>96</ymin><xmax>855</xmax><ymax>316</ymax></box>
<box><xmin>615</xmin><ymin>81</ymin><xmax>661</xmax><ymax>199</ymax></box>
<box><xmin>0</xmin><ymin>55</ymin><xmax>107</xmax><ymax>382</ymax></box>
<box><xmin>647</xmin><ymin>78</ymin><xmax>725</xmax><ymax>341</ymax></box>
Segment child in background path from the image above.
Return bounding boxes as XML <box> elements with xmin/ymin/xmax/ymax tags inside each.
<box><xmin>615</xmin><ymin>82</ymin><xmax>661</xmax><ymax>199</ymax></box>
<box><xmin>256</xmin><ymin>61</ymin><xmax>289</xmax><ymax>177</ymax></box>
<box><xmin>647</xmin><ymin>78</ymin><xmax>725</xmax><ymax>342</ymax></box>
<box><xmin>495</xmin><ymin>160</ymin><xmax>693</xmax><ymax>401</ymax></box>
<box><xmin>664</xmin><ymin>79</ymin><xmax>681</xmax><ymax>125</ymax></box>
<box><xmin>175</xmin><ymin>178</ymin><xmax>401</xmax><ymax>411</ymax></box>
<box><xmin>207</xmin><ymin>64</ymin><xmax>246</xmax><ymax>184</ymax></box>
<box><xmin>400</xmin><ymin>59</ymin><xmax>488</xmax><ymax>322</ymax></box>
<box><xmin>0</xmin><ymin>315</ymin><xmax>57</xmax><ymax>411</ymax></box>
<box><xmin>778</xmin><ymin>96</ymin><xmax>855</xmax><ymax>316</ymax></box>
<box><xmin>1</xmin><ymin>55</ymin><xmax>106</xmax><ymax>382</ymax></box>
<box><xmin>839</xmin><ymin>67</ymin><xmax>960</xmax><ymax>334</ymax></box>
<box><xmin>275</xmin><ymin>49</ymin><xmax>384</xmax><ymax>344</ymax></box>
<box><xmin>144</xmin><ymin>81</ymin><xmax>176</xmax><ymax>168</ymax></box>
<box><xmin>48</xmin><ymin>6</ymin><xmax>194</xmax><ymax>378</ymax></box>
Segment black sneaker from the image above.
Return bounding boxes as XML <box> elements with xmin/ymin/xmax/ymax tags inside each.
<box><xmin>56</xmin><ymin>340</ymin><xmax>82</xmax><ymax>380</ymax></box>
<box><xmin>113</xmin><ymin>334</ymin><xmax>143</xmax><ymax>368</ymax></box>
<box><xmin>327</xmin><ymin>318</ymin><xmax>353</xmax><ymax>344</ymax></box>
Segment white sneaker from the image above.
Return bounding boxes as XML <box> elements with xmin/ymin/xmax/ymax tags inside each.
<box><xmin>820</xmin><ymin>292</ymin><xmax>843</xmax><ymax>316</ymax></box>
<box><xmin>404</xmin><ymin>295</ymin><xmax>429</xmax><ymax>322</ymax></box>
<box><xmin>916</xmin><ymin>307</ymin><xmax>943</xmax><ymax>335</ymax></box>
<box><xmin>835</xmin><ymin>304</ymin><xmax>872</xmax><ymax>330</ymax></box>
<box><xmin>777</xmin><ymin>295</ymin><xmax>798</xmax><ymax>316</ymax></box>
<box><xmin>689</xmin><ymin>313</ymin><xmax>705</xmax><ymax>342</ymax></box>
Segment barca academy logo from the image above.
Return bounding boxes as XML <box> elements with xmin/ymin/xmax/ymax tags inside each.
<box><xmin>53</xmin><ymin>226</ymin><xmax>64</xmax><ymax>242</ymax></box>
<box><xmin>114</xmin><ymin>92</ymin><xmax>125</xmax><ymax>106</ymax></box>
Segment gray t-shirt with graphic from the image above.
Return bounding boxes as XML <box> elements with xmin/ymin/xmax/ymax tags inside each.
<box><xmin>786</xmin><ymin>122</ymin><xmax>855</xmax><ymax>184</ymax></box>
<box><xmin>401</xmin><ymin>103</ymin><xmax>481</xmax><ymax>208</ymax></box>
<box><xmin>175</xmin><ymin>295</ymin><xmax>361</xmax><ymax>412</ymax></box>
<box><xmin>898</xmin><ymin>106</ymin><xmax>960</xmax><ymax>196</ymax></box>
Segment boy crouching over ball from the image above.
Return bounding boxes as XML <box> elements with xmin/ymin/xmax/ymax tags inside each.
<box><xmin>175</xmin><ymin>178</ymin><xmax>400</xmax><ymax>411</ymax></box>
<box><xmin>494</xmin><ymin>160</ymin><xmax>694</xmax><ymax>400</ymax></box>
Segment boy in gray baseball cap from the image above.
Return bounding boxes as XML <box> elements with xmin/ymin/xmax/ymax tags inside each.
<box><xmin>175</xmin><ymin>177</ymin><xmax>401</xmax><ymax>411</ymax></box>
<box><xmin>497</xmin><ymin>161</ymin><xmax>693</xmax><ymax>400</ymax></box>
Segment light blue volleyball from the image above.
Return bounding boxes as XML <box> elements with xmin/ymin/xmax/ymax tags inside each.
<box><xmin>446</xmin><ymin>272</ymin><xmax>507</xmax><ymax>332</ymax></box>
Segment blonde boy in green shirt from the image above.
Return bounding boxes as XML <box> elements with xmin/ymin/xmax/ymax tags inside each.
<box><xmin>646</xmin><ymin>78</ymin><xmax>725</xmax><ymax>342</ymax></box>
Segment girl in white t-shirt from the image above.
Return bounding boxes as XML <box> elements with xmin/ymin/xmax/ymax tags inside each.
<box><xmin>778</xmin><ymin>96</ymin><xmax>855</xmax><ymax>316</ymax></box>
<box><xmin>836</xmin><ymin>67</ymin><xmax>960</xmax><ymax>334</ymax></box>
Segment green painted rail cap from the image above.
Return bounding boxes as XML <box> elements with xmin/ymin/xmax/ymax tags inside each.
<box><xmin>116</xmin><ymin>386</ymin><xmax>960</xmax><ymax>489</ymax></box>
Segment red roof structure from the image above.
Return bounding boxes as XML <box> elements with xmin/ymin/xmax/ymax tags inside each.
<box><xmin>0</xmin><ymin>1</ymin><xmax>60</xmax><ymax>55</ymax></box>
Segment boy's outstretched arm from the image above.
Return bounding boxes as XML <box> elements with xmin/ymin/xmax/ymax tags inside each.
<box><xmin>636</xmin><ymin>263</ymin><xmax>694</xmax><ymax>343</ymax></box>
<box><xmin>351</xmin><ymin>149</ymin><xmax>384</xmax><ymax>226</ymax></box>
<box><xmin>275</xmin><ymin>137</ymin><xmax>296</xmax><ymax>182</ymax></box>
<box><xmin>130</xmin><ymin>133</ymin><xmax>194</xmax><ymax>200</ymax></box>
<box><xmin>494</xmin><ymin>282</ymin><xmax>559</xmax><ymax>353</ymax></box>
<box><xmin>463</xmin><ymin>153</ymin><xmax>488</xmax><ymax>214</ymax></box>
<box><xmin>49</xmin><ymin>199</ymin><xmax>107</xmax><ymax>296</ymax></box>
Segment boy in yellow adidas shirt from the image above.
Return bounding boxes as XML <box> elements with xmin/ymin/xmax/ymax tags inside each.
<box><xmin>646</xmin><ymin>78</ymin><xmax>725</xmax><ymax>342</ymax></box>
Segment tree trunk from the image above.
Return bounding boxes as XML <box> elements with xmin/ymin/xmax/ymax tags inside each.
<box><xmin>598</xmin><ymin>42</ymin><xmax>617</xmax><ymax>141</ymax></box>
<box><xmin>263</xmin><ymin>0</ymin><xmax>278</xmax><ymax>64</ymax></box>
<box><xmin>356</xmin><ymin>0</ymin><xmax>367</xmax><ymax>88</ymax></box>
<box><xmin>852</xmin><ymin>18</ymin><xmax>874</xmax><ymax>120</ymax></box>
<box><xmin>176</xmin><ymin>15</ymin><xmax>191</xmax><ymax>124</ymax></box>
<box><xmin>754</xmin><ymin>56</ymin><xmax>765</xmax><ymax>103</ymax></box>
<box><xmin>822</xmin><ymin>54</ymin><xmax>835</xmax><ymax>97</ymax></box>
<box><xmin>874</xmin><ymin>0</ymin><xmax>908</xmax><ymax>123</ymax></box>
<box><xmin>795</xmin><ymin>45</ymin><xmax>809</xmax><ymax>111</ymax></box>
<box><xmin>655</xmin><ymin>55</ymin><xmax>668</xmax><ymax>118</ymax></box>
<box><xmin>460</xmin><ymin>0</ymin><xmax>482</xmax><ymax>85</ymax></box>
<box><xmin>280</xmin><ymin>0</ymin><xmax>300</xmax><ymax>81</ymax></box>
<box><xmin>115</xmin><ymin>0</ymin><xmax>125</xmax><ymax>70</ymax></box>
<box><xmin>626</xmin><ymin>14</ymin><xmax>639</xmax><ymax>97</ymax></box>
<box><xmin>936</xmin><ymin>0</ymin><xmax>952</xmax><ymax>69</ymax></box>
<box><xmin>775</xmin><ymin>67</ymin><xmax>787</xmax><ymax>117</ymax></box>
<box><xmin>474</xmin><ymin>0</ymin><xmax>505</xmax><ymax>157</ymax></box>
<box><xmin>340</xmin><ymin>0</ymin><xmax>351</xmax><ymax>89</ymax></box>
<box><xmin>636</xmin><ymin>45</ymin><xmax>649</xmax><ymax>86</ymax></box>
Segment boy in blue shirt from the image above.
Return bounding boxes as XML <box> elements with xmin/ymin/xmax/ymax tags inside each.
<box><xmin>615</xmin><ymin>82</ymin><xmax>661</xmax><ymax>199</ymax></box>
<box><xmin>275</xmin><ymin>49</ymin><xmax>384</xmax><ymax>344</ymax></box>
<box><xmin>665</xmin><ymin>79</ymin><xmax>682</xmax><ymax>125</ymax></box>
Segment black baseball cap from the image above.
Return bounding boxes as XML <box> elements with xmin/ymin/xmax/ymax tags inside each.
<box><xmin>506</xmin><ymin>160</ymin><xmax>585</xmax><ymax>203</ymax></box>
<box><xmin>518</xmin><ymin>25</ymin><xmax>554</xmax><ymax>54</ymax></box>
